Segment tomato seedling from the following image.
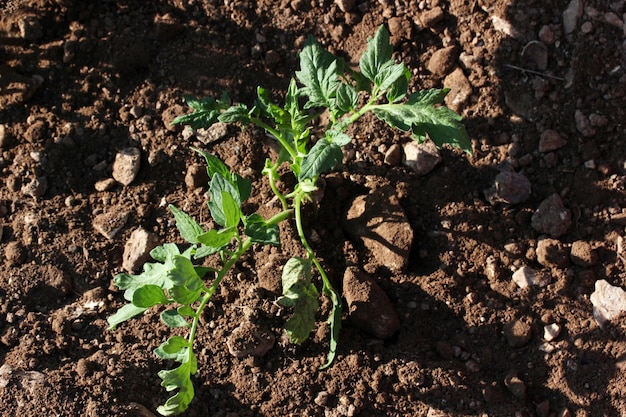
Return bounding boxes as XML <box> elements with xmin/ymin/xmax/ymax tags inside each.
<box><xmin>108</xmin><ymin>25</ymin><xmax>470</xmax><ymax>415</ymax></box>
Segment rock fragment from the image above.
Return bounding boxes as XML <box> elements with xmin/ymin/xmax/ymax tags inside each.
<box><xmin>93</xmin><ymin>210</ymin><xmax>129</xmax><ymax>240</ymax></box>
<box><xmin>196</xmin><ymin>123</ymin><xmax>229</xmax><ymax>145</ymax></box>
<box><xmin>562</xmin><ymin>0</ymin><xmax>583</xmax><ymax>34</ymax></box>
<box><xmin>5</xmin><ymin>241</ymin><xmax>26</xmax><ymax>266</ymax></box>
<box><xmin>443</xmin><ymin>67</ymin><xmax>472</xmax><ymax>112</ymax></box>
<box><xmin>531</xmin><ymin>194</ymin><xmax>572</xmax><ymax>238</ymax></box>
<box><xmin>590</xmin><ymin>280</ymin><xmax>626</xmax><ymax>327</ymax></box>
<box><xmin>343</xmin><ymin>186</ymin><xmax>414</xmax><ymax>272</ymax></box>
<box><xmin>383</xmin><ymin>143</ymin><xmax>402</xmax><ymax>166</ymax></box>
<box><xmin>574</xmin><ymin>110</ymin><xmax>596</xmax><ymax>137</ymax></box>
<box><xmin>21</xmin><ymin>176</ymin><xmax>47</xmax><ymax>199</ymax></box>
<box><xmin>334</xmin><ymin>0</ymin><xmax>355</xmax><ymax>12</ymax></box>
<box><xmin>123</xmin><ymin>228</ymin><xmax>160</xmax><ymax>273</ymax></box>
<box><xmin>226</xmin><ymin>321</ymin><xmax>275</xmax><ymax>358</ymax></box>
<box><xmin>570</xmin><ymin>240</ymin><xmax>598</xmax><ymax>267</ymax></box>
<box><xmin>484</xmin><ymin>171</ymin><xmax>531</xmax><ymax>205</ymax></box>
<box><xmin>403</xmin><ymin>140</ymin><xmax>441</xmax><ymax>176</ymax></box>
<box><xmin>112</xmin><ymin>147</ymin><xmax>141</xmax><ymax>186</ymax></box>
<box><xmin>539</xmin><ymin>130</ymin><xmax>567</xmax><ymax>152</ymax></box>
<box><xmin>543</xmin><ymin>323</ymin><xmax>561</xmax><ymax>341</ymax></box>
<box><xmin>504</xmin><ymin>371</ymin><xmax>527</xmax><ymax>400</ymax></box>
<box><xmin>503</xmin><ymin>320</ymin><xmax>532</xmax><ymax>348</ymax></box>
<box><xmin>343</xmin><ymin>267</ymin><xmax>400</xmax><ymax>339</ymax></box>
<box><xmin>427</xmin><ymin>46</ymin><xmax>458</xmax><ymax>76</ymax></box>
<box><xmin>185</xmin><ymin>164</ymin><xmax>209</xmax><ymax>190</ymax></box>
<box><xmin>512</xmin><ymin>266</ymin><xmax>551</xmax><ymax>288</ymax></box>
<box><xmin>536</xmin><ymin>238</ymin><xmax>570</xmax><ymax>268</ymax></box>
<box><xmin>416</xmin><ymin>6</ymin><xmax>444</xmax><ymax>29</ymax></box>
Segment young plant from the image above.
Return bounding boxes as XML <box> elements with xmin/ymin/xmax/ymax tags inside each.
<box><xmin>108</xmin><ymin>25</ymin><xmax>470</xmax><ymax>416</ymax></box>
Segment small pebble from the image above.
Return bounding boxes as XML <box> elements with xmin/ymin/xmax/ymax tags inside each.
<box><xmin>503</xmin><ymin>319</ymin><xmax>532</xmax><ymax>348</ymax></box>
<box><xmin>543</xmin><ymin>323</ymin><xmax>561</xmax><ymax>341</ymax></box>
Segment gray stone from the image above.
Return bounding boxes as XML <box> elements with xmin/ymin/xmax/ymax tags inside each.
<box><xmin>196</xmin><ymin>123</ymin><xmax>228</xmax><ymax>145</ymax></box>
<box><xmin>383</xmin><ymin>143</ymin><xmax>402</xmax><ymax>166</ymax></box>
<box><xmin>343</xmin><ymin>186</ymin><xmax>413</xmax><ymax>272</ymax></box>
<box><xmin>512</xmin><ymin>266</ymin><xmax>551</xmax><ymax>288</ymax></box>
<box><xmin>531</xmin><ymin>194</ymin><xmax>572</xmax><ymax>238</ymax></box>
<box><xmin>21</xmin><ymin>176</ymin><xmax>47</xmax><ymax>199</ymax></box>
<box><xmin>590</xmin><ymin>280</ymin><xmax>626</xmax><ymax>327</ymax></box>
<box><xmin>403</xmin><ymin>140</ymin><xmax>442</xmax><ymax>176</ymax></box>
<box><xmin>112</xmin><ymin>147</ymin><xmax>141</xmax><ymax>186</ymax></box>
<box><xmin>334</xmin><ymin>0</ymin><xmax>355</xmax><ymax>13</ymax></box>
<box><xmin>123</xmin><ymin>228</ymin><xmax>160</xmax><ymax>273</ymax></box>
<box><xmin>485</xmin><ymin>171</ymin><xmax>531</xmax><ymax>205</ymax></box>
<box><xmin>343</xmin><ymin>267</ymin><xmax>400</xmax><ymax>339</ymax></box>
<box><xmin>563</xmin><ymin>0</ymin><xmax>583</xmax><ymax>34</ymax></box>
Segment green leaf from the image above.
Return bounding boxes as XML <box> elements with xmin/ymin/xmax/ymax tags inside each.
<box><xmin>107</xmin><ymin>303</ymin><xmax>148</xmax><ymax>329</ymax></box>
<box><xmin>177</xmin><ymin>306</ymin><xmax>196</xmax><ymax>317</ymax></box>
<box><xmin>244</xmin><ymin>213</ymin><xmax>281</xmax><ymax>246</ymax></box>
<box><xmin>156</xmin><ymin>358</ymin><xmax>196</xmax><ymax>416</ymax></box>
<box><xmin>374</xmin><ymin>61</ymin><xmax>409</xmax><ymax>93</ymax></box>
<box><xmin>335</xmin><ymin>83</ymin><xmax>358</xmax><ymax>114</ymax></box>
<box><xmin>371</xmin><ymin>89</ymin><xmax>472</xmax><ymax>153</ymax></box>
<box><xmin>192</xmin><ymin>148</ymin><xmax>231</xmax><ymax>180</ymax></box>
<box><xmin>326</xmin><ymin>129</ymin><xmax>352</xmax><ymax>146</ymax></box>
<box><xmin>154</xmin><ymin>336</ymin><xmax>190</xmax><ymax>360</ymax></box>
<box><xmin>169</xmin><ymin>205</ymin><xmax>203</xmax><ymax>244</ymax></box>
<box><xmin>196</xmin><ymin>227</ymin><xmax>235</xmax><ymax>253</ymax></box>
<box><xmin>208</xmin><ymin>174</ymin><xmax>241</xmax><ymax>227</ymax></box>
<box><xmin>169</xmin><ymin>285</ymin><xmax>203</xmax><ymax>305</ymax></box>
<box><xmin>167</xmin><ymin>255</ymin><xmax>203</xmax><ymax>288</ymax></box>
<box><xmin>150</xmin><ymin>243</ymin><xmax>181</xmax><ymax>263</ymax></box>
<box><xmin>171</xmin><ymin>94</ymin><xmax>230</xmax><ymax>129</ymax></box>
<box><xmin>277</xmin><ymin>257</ymin><xmax>319</xmax><ymax>344</ymax></box>
<box><xmin>218</xmin><ymin>104</ymin><xmax>251</xmax><ymax>124</ymax></box>
<box><xmin>161</xmin><ymin>309</ymin><xmax>191</xmax><ymax>328</ymax></box>
<box><xmin>386</xmin><ymin>66</ymin><xmax>411</xmax><ymax>103</ymax></box>
<box><xmin>132</xmin><ymin>284</ymin><xmax>169</xmax><ymax>308</ymax></box>
<box><xmin>232</xmin><ymin>173</ymin><xmax>252</xmax><ymax>202</ymax></box>
<box><xmin>298</xmin><ymin>139</ymin><xmax>343</xmax><ymax>181</ymax></box>
<box><xmin>257</xmin><ymin>87</ymin><xmax>290</xmax><ymax>125</ymax></box>
<box><xmin>296</xmin><ymin>37</ymin><xmax>340</xmax><ymax>109</ymax></box>
<box><xmin>360</xmin><ymin>26</ymin><xmax>394</xmax><ymax>84</ymax></box>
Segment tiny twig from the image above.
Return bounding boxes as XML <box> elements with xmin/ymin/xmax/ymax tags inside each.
<box><xmin>505</xmin><ymin>64</ymin><xmax>565</xmax><ymax>81</ymax></box>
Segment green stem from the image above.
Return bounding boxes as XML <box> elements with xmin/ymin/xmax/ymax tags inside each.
<box><xmin>186</xmin><ymin>207</ymin><xmax>293</xmax><ymax>359</ymax></box>
<box><xmin>293</xmin><ymin>191</ymin><xmax>341</xmax><ymax>367</ymax></box>
<box><xmin>266</xmin><ymin>163</ymin><xmax>289</xmax><ymax>210</ymax></box>
<box><xmin>250</xmin><ymin>116</ymin><xmax>297</xmax><ymax>160</ymax></box>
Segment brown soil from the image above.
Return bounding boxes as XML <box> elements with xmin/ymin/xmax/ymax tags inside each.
<box><xmin>1</xmin><ymin>0</ymin><xmax>625</xmax><ymax>416</ymax></box>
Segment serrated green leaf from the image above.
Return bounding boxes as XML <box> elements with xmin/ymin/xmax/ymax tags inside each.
<box><xmin>169</xmin><ymin>285</ymin><xmax>203</xmax><ymax>305</ymax></box>
<box><xmin>244</xmin><ymin>213</ymin><xmax>281</xmax><ymax>245</ymax></box>
<box><xmin>326</xmin><ymin>129</ymin><xmax>352</xmax><ymax>146</ymax></box>
<box><xmin>374</xmin><ymin>62</ymin><xmax>409</xmax><ymax>93</ymax></box>
<box><xmin>296</xmin><ymin>37</ymin><xmax>340</xmax><ymax>109</ymax></box>
<box><xmin>171</xmin><ymin>94</ymin><xmax>230</xmax><ymax>129</ymax></box>
<box><xmin>218</xmin><ymin>104</ymin><xmax>251</xmax><ymax>124</ymax></box>
<box><xmin>132</xmin><ymin>284</ymin><xmax>169</xmax><ymax>308</ymax></box>
<box><xmin>360</xmin><ymin>26</ymin><xmax>394</xmax><ymax>84</ymax></box>
<box><xmin>257</xmin><ymin>87</ymin><xmax>290</xmax><ymax>125</ymax></box>
<box><xmin>277</xmin><ymin>257</ymin><xmax>319</xmax><ymax>344</ymax></box>
<box><xmin>192</xmin><ymin>148</ymin><xmax>231</xmax><ymax>180</ymax></box>
<box><xmin>169</xmin><ymin>205</ymin><xmax>203</xmax><ymax>244</ymax></box>
<box><xmin>150</xmin><ymin>243</ymin><xmax>181</xmax><ymax>263</ymax></box>
<box><xmin>160</xmin><ymin>310</ymin><xmax>191</xmax><ymax>328</ymax></box>
<box><xmin>371</xmin><ymin>89</ymin><xmax>471</xmax><ymax>153</ymax></box>
<box><xmin>298</xmin><ymin>139</ymin><xmax>343</xmax><ymax>181</ymax></box>
<box><xmin>156</xmin><ymin>359</ymin><xmax>195</xmax><ymax>415</ymax></box>
<box><xmin>107</xmin><ymin>303</ymin><xmax>148</xmax><ymax>329</ymax></box>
